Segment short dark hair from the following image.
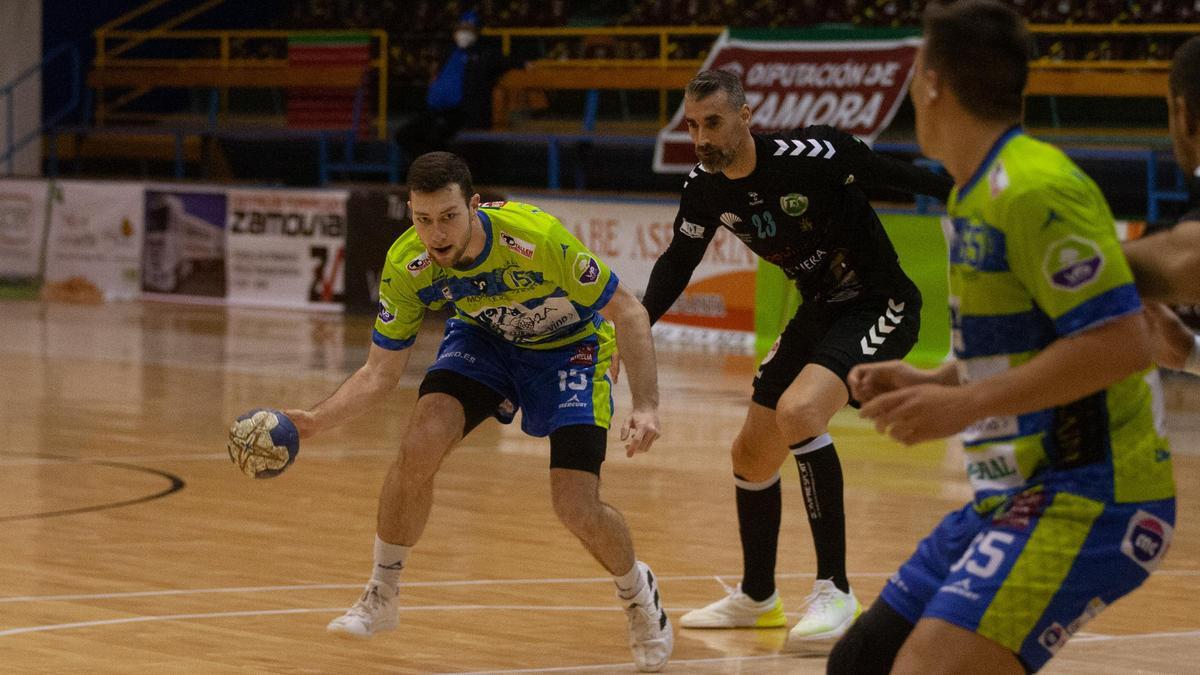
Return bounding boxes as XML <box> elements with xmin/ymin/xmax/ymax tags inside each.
<box><xmin>686</xmin><ymin>69</ymin><xmax>747</xmax><ymax>109</ymax></box>
<box><xmin>1170</xmin><ymin>36</ymin><xmax>1200</xmax><ymax>125</ymax></box>
<box><xmin>923</xmin><ymin>0</ymin><xmax>1031</xmax><ymax>122</ymax></box>
<box><xmin>406</xmin><ymin>151</ymin><xmax>474</xmax><ymax>200</ymax></box>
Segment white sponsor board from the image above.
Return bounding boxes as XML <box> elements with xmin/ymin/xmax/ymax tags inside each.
<box><xmin>225</xmin><ymin>188</ymin><xmax>348</xmax><ymax>310</ymax></box>
<box><xmin>0</xmin><ymin>178</ymin><xmax>49</xmax><ymax>279</ymax></box>
<box><xmin>43</xmin><ymin>180</ymin><xmax>144</xmax><ymax>300</ymax></box>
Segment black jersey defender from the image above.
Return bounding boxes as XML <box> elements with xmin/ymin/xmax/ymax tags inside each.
<box><xmin>642</xmin><ymin>125</ymin><xmax>953</xmax><ymax>405</ymax></box>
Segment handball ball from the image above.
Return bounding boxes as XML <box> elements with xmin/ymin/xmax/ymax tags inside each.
<box><xmin>227</xmin><ymin>408</ymin><xmax>300</xmax><ymax>479</ymax></box>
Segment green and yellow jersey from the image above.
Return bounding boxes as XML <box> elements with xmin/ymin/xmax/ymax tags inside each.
<box><xmin>946</xmin><ymin>127</ymin><xmax>1173</xmax><ymax>504</ymax></box>
<box><xmin>373</xmin><ymin>200</ymin><xmax>619</xmax><ymax>351</ymax></box>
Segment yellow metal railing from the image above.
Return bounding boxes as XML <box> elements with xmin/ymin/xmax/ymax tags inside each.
<box><xmin>93</xmin><ymin>25</ymin><xmax>389</xmax><ymax>138</ymax></box>
<box><xmin>1028</xmin><ymin>23</ymin><xmax>1200</xmax><ymax>35</ymax></box>
<box><xmin>483</xmin><ymin>23</ymin><xmax>1199</xmax><ymax>111</ymax></box>
<box><xmin>484</xmin><ymin>25</ymin><xmax>725</xmax><ymax>64</ymax></box>
<box><xmin>483</xmin><ymin>26</ymin><xmax>721</xmax><ymax>125</ymax></box>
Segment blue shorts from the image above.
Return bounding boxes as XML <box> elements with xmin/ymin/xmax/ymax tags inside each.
<box><xmin>427</xmin><ymin>319</ymin><xmax>616</xmax><ymax>437</ymax></box>
<box><xmin>881</xmin><ymin>487</ymin><xmax>1175</xmax><ymax>671</ymax></box>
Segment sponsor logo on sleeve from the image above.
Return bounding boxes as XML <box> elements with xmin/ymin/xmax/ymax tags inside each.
<box><xmin>574</xmin><ymin>253</ymin><xmax>601</xmax><ymax>285</ymax></box>
<box><xmin>377</xmin><ymin>297</ymin><xmax>397</xmax><ymax>323</ymax></box>
<box><xmin>1121</xmin><ymin>510</ymin><xmax>1173</xmax><ymax>572</ymax></box>
<box><xmin>1044</xmin><ymin>236</ymin><xmax>1104</xmax><ymax>290</ymax></box>
<box><xmin>679</xmin><ymin>219</ymin><xmax>706</xmax><ymax>239</ymax></box>
<box><xmin>499</xmin><ymin>231</ymin><xmax>535</xmax><ymax>258</ymax></box>
<box><xmin>406</xmin><ymin>252</ymin><xmax>431</xmax><ymax>276</ymax></box>
<box><xmin>780</xmin><ymin>193</ymin><xmax>809</xmax><ymax>217</ymax></box>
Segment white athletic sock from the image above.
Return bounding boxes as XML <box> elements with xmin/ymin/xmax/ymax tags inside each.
<box><xmin>614</xmin><ymin>560</ymin><xmax>644</xmax><ymax>598</ymax></box>
<box><xmin>371</xmin><ymin>535</ymin><xmax>411</xmax><ymax>591</ymax></box>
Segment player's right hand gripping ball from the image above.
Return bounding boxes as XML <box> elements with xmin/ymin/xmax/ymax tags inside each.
<box><xmin>227</xmin><ymin>408</ymin><xmax>300</xmax><ymax>479</ymax></box>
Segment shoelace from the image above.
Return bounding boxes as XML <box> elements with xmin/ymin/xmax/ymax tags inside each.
<box><xmin>346</xmin><ymin>583</ymin><xmax>388</xmax><ymax>620</ymax></box>
<box><xmin>714</xmin><ymin>576</ymin><xmax>737</xmax><ymax>597</ymax></box>
<box><xmin>799</xmin><ymin>584</ymin><xmax>839</xmax><ymax>616</ymax></box>
<box><xmin>625</xmin><ymin>601</ymin><xmax>662</xmax><ymax>640</ymax></box>
<box><xmin>623</xmin><ymin>584</ymin><xmax>662</xmax><ymax>639</ymax></box>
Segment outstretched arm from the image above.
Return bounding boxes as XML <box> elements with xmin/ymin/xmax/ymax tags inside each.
<box><xmin>287</xmin><ymin>343</ymin><xmax>412</xmax><ymax>438</ymax></box>
<box><xmin>1123</xmin><ymin>220</ymin><xmax>1200</xmax><ymax>303</ymax></box>
<box><xmin>855</xmin><ymin>150</ymin><xmax>954</xmax><ymax>201</ymax></box>
<box><xmin>861</xmin><ymin>312</ymin><xmax>1150</xmax><ymax>444</ymax></box>
<box><xmin>803</xmin><ymin>125</ymin><xmax>953</xmax><ymax>200</ymax></box>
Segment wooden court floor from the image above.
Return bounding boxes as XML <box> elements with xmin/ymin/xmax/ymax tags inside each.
<box><xmin>1</xmin><ymin>299</ymin><xmax>1198</xmax><ymax>674</ymax></box>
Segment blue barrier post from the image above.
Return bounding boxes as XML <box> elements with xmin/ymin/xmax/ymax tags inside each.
<box><xmin>547</xmin><ymin>137</ymin><xmax>560</xmax><ymax>189</ymax></box>
<box><xmin>583</xmin><ymin>90</ymin><xmax>599</xmax><ymax>132</ymax></box>
<box><xmin>174</xmin><ymin>130</ymin><xmax>184</xmax><ymax>179</ymax></box>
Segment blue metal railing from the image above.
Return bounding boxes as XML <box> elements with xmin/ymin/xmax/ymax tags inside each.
<box><xmin>1</xmin><ymin>42</ymin><xmax>81</xmax><ymax>175</ymax></box>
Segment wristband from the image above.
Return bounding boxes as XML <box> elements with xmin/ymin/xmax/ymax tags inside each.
<box><xmin>1186</xmin><ymin>333</ymin><xmax>1200</xmax><ymax>376</ymax></box>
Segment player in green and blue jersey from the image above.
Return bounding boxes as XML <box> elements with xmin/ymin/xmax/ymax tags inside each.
<box><xmin>828</xmin><ymin>3</ymin><xmax>1175</xmax><ymax>673</ymax></box>
<box><xmin>284</xmin><ymin>152</ymin><xmax>673</xmax><ymax>672</ymax></box>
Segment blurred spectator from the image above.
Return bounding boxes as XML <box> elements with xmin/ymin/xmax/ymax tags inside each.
<box><xmin>394</xmin><ymin>10</ymin><xmax>523</xmax><ymax>162</ymax></box>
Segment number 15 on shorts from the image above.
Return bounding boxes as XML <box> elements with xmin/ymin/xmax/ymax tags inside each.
<box><xmin>559</xmin><ymin>369</ymin><xmax>588</xmax><ymax>391</ymax></box>
<box><xmin>950</xmin><ymin>531</ymin><xmax>1016</xmax><ymax>579</ymax></box>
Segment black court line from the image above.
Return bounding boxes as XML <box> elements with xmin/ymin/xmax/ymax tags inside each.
<box><xmin>0</xmin><ymin>455</ymin><xmax>185</xmax><ymax>522</ymax></box>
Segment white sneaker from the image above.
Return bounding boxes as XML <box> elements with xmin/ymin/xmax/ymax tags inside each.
<box><xmin>620</xmin><ymin>562</ymin><xmax>673</xmax><ymax>672</ymax></box>
<box><xmin>679</xmin><ymin>580</ymin><xmax>787</xmax><ymax>628</ymax></box>
<box><xmin>786</xmin><ymin>579</ymin><xmax>861</xmax><ymax>641</ymax></box>
<box><xmin>326</xmin><ymin>580</ymin><xmax>400</xmax><ymax>639</ymax></box>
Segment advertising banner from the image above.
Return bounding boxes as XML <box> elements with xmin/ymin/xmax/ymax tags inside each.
<box><xmin>511</xmin><ymin>194</ymin><xmax>757</xmax><ymax>349</ymax></box>
<box><xmin>0</xmin><ymin>178</ymin><xmax>48</xmax><ymax>280</ymax></box>
<box><xmin>43</xmin><ymin>180</ymin><xmax>144</xmax><ymax>300</ymax></box>
<box><xmin>655</xmin><ymin>29</ymin><xmax>920</xmax><ymax>173</ymax></box>
<box><xmin>142</xmin><ymin>187</ymin><xmax>228</xmax><ymax>300</ymax></box>
<box><xmin>225</xmin><ymin>188</ymin><xmax>348</xmax><ymax>310</ymax></box>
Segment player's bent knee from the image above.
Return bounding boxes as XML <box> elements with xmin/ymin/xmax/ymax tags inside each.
<box><xmin>774</xmin><ymin>396</ymin><xmax>828</xmax><ymax>440</ymax></box>
<box><xmin>730</xmin><ymin>436</ymin><xmax>781</xmax><ymax>480</ymax></box>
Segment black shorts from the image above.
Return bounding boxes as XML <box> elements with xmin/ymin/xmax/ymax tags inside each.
<box><xmin>752</xmin><ymin>288</ymin><xmax>921</xmax><ymax>409</ymax></box>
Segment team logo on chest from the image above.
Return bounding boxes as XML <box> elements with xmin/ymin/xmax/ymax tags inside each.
<box><xmin>747</xmin><ymin>191</ymin><xmax>764</xmax><ymax>206</ymax></box>
<box><xmin>780</xmin><ymin>193</ymin><xmax>809</xmax><ymax>217</ymax></box>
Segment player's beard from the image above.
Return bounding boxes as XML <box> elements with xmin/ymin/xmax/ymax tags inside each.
<box><xmin>448</xmin><ymin>221</ymin><xmax>476</xmax><ymax>270</ymax></box>
<box><xmin>696</xmin><ymin>144</ymin><xmax>733</xmax><ymax>173</ymax></box>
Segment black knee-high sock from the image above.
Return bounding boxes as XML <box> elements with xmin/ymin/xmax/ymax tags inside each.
<box><xmin>734</xmin><ymin>472</ymin><xmax>782</xmax><ymax>602</ymax></box>
<box><xmin>791</xmin><ymin>435</ymin><xmax>849</xmax><ymax>593</ymax></box>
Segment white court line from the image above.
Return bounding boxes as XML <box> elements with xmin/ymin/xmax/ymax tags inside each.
<box><xmin>5</xmin><ymin>568</ymin><xmax>1200</xmax><ymax>604</ymax></box>
<box><xmin>0</xmin><ymin>572</ymin><xmax>887</xmax><ymax>604</ymax></box>
<box><xmin>0</xmin><ymin>605</ymin><xmax>621</xmax><ymax>638</ymax></box>
<box><xmin>1070</xmin><ymin>630</ymin><xmax>1200</xmax><ymax>643</ymax></box>
<box><xmin>0</xmin><ymin>448</ymin><xmax>399</xmax><ymax>466</ymax></box>
<box><xmin>440</xmin><ymin>653</ymin><xmax>797</xmax><ymax>674</ymax></box>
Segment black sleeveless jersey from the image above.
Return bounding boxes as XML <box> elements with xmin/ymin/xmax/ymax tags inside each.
<box><xmin>642</xmin><ymin>125</ymin><xmax>952</xmax><ymax>323</ymax></box>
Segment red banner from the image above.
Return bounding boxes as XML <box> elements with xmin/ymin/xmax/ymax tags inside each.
<box><xmin>654</xmin><ymin>32</ymin><xmax>920</xmax><ymax>173</ymax></box>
